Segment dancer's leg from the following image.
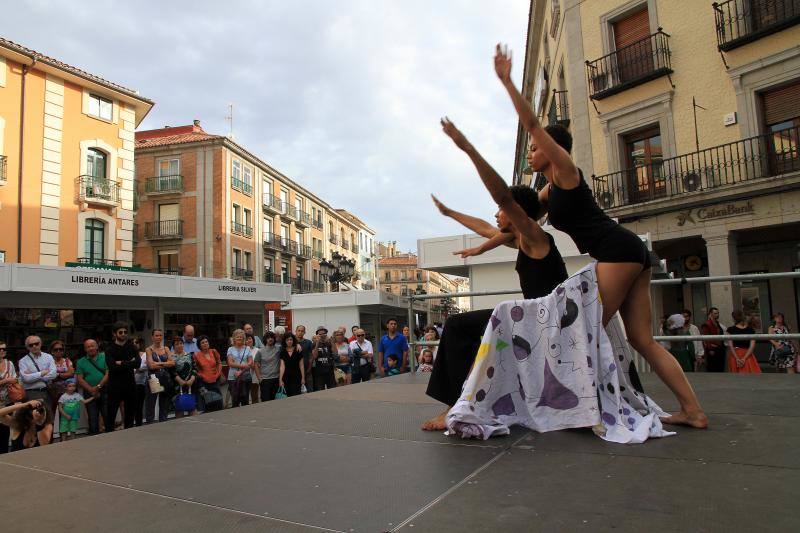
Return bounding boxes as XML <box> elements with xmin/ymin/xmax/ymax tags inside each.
<box><xmin>599</xmin><ymin>264</ymin><xmax>708</xmax><ymax>428</ymax></box>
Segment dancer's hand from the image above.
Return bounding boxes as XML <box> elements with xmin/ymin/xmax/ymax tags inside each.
<box><xmin>453</xmin><ymin>246</ymin><xmax>481</xmax><ymax>258</ymax></box>
<box><xmin>440</xmin><ymin>118</ymin><xmax>472</xmax><ymax>152</ymax></box>
<box><xmin>494</xmin><ymin>44</ymin><xmax>512</xmax><ymax>83</ymax></box>
<box><xmin>431</xmin><ymin>194</ymin><xmax>451</xmax><ymax>216</ymax></box>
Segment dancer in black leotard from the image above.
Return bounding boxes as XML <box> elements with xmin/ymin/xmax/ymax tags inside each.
<box><xmin>493</xmin><ymin>44</ymin><xmax>706</xmax><ymax>428</ymax></box>
<box><xmin>422</xmin><ymin>126</ymin><xmax>571</xmax><ymax>431</ymax></box>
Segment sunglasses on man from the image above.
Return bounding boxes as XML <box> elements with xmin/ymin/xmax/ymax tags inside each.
<box><xmin>27</xmin><ymin>342</ymin><xmax>41</xmax><ymax>348</ymax></box>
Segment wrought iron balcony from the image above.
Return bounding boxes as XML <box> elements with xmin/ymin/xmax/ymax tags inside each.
<box><xmin>312</xmin><ymin>217</ymin><xmax>324</xmax><ymax>230</ymax></box>
<box><xmin>288</xmin><ymin>277</ymin><xmax>313</xmax><ymax>294</ymax></box>
<box><xmin>263</xmin><ymin>193</ymin><xmax>283</xmax><ymax>213</ymax></box>
<box><xmin>144</xmin><ymin>175</ymin><xmax>183</xmax><ymax>194</ymax></box>
<box><xmin>231</xmin><ymin>221</ymin><xmax>253</xmax><ymax>238</ymax></box>
<box><xmin>75</xmin><ymin>257</ymin><xmax>121</xmax><ymax>267</ymax></box>
<box><xmin>313</xmin><ymin>249</ymin><xmax>325</xmax><ymax>260</ymax></box>
<box><xmin>298</xmin><ymin>244</ymin><xmax>313</xmax><ymax>259</ymax></box>
<box><xmin>591</xmin><ymin>124</ymin><xmax>800</xmax><ymax>212</ymax></box>
<box><xmin>313</xmin><ymin>282</ymin><xmax>326</xmax><ymax>292</ymax></box>
<box><xmin>713</xmin><ymin>0</ymin><xmax>800</xmax><ymax>51</ymax></box>
<box><xmin>329</xmin><ymin>235</ymin><xmax>339</xmax><ymax>245</ymax></box>
<box><xmin>263</xmin><ymin>232</ymin><xmax>285</xmax><ymax>252</ymax></box>
<box><xmin>232</xmin><ymin>268</ymin><xmax>253</xmax><ymax>280</ymax></box>
<box><xmin>0</xmin><ymin>155</ymin><xmax>6</xmax><ymax>184</ymax></box>
<box><xmin>263</xmin><ymin>271</ymin><xmax>282</xmax><ymax>284</ymax></box>
<box><xmin>282</xmin><ymin>203</ymin><xmax>298</xmax><ymax>220</ymax></box>
<box><xmin>145</xmin><ymin>220</ymin><xmax>183</xmax><ymax>240</ymax></box>
<box><xmin>351</xmin><ymin>243</ymin><xmax>359</xmax><ymax>254</ymax></box>
<box><xmin>295</xmin><ymin>210</ymin><xmax>312</xmax><ymax>227</ymax></box>
<box><xmin>547</xmin><ymin>90</ymin><xmax>570</xmax><ymax>128</ymax></box>
<box><xmin>77</xmin><ymin>175</ymin><xmax>120</xmax><ymax>204</ymax></box>
<box><xmin>231</xmin><ymin>177</ymin><xmax>253</xmax><ymax>196</ymax></box>
<box><xmin>341</xmin><ymin>239</ymin><xmax>350</xmax><ymax>249</ymax></box>
<box><xmin>586</xmin><ymin>30</ymin><xmax>672</xmax><ymax>100</ymax></box>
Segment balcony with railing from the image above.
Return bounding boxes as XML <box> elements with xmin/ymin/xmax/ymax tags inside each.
<box><xmin>295</xmin><ymin>210</ymin><xmax>312</xmax><ymax>227</ymax></box>
<box><xmin>282</xmin><ymin>203</ymin><xmax>298</xmax><ymax>221</ymax></box>
<box><xmin>231</xmin><ymin>177</ymin><xmax>253</xmax><ymax>196</ymax></box>
<box><xmin>263</xmin><ymin>193</ymin><xmax>283</xmax><ymax>214</ymax></box>
<box><xmin>77</xmin><ymin>175</ymin><xmax>120</xmax><ymax>205</ymax></box>
<box><xmin>313</xmin><ymin>249</ymin><xmax>325</xmax><ymax>260</ymax></box>
<box><xmin>313</xmin><ymin>282</ymin><xmax>326</xmax><ymax>292</ymax></box>
<box><xmin>591</xmin><ymin>124</ymin><xmax>800</xmax><ymax>217</ymax></box>
<box><xmin>713</xmin><ymin>0</ymin><xmax>800</xmax><ymax>51</ymax></box>
<box><xmin>297</xmin><ymin>244</ymin><xmax>313</xmax><ymax>259</ymax></box>
<box><xmin>351</xmin><ymin>243</ymin><xmax>359</xmax><ymax>253</ymax></box>
<box><xmin>341</xmin><ymin>239</ymin><xmax>350</xmax><ymax>250</ymax></box>
<box><xmin>231</xmin><ymin>221</ymin><xmax>253</xmax><ymax>238</ymax></box>
<box><xmin>232</xmin><ymin>267</ymin><xmax>254</xmax><ymax>280</ymax></box>
<box><xmin>144</xmin><ymin>220</ymin><xmax>184</xmax><ymax>240</ymax></box>
<box><xmin>547</xmin><ymin>90</ymin><xmax>570</xmax><ymax>128</ymax></box>
<box><xmin>263</xmin><ymin>271</ymin><xmax>282</xmax><ymax>284</ymax></box>
<box><xmin>586</xmin><ymin>30</ymin><xmax>672</xmax><ymax>100</ymax></box>
<box><xmin>0</xmin><ymin>155</ymin><xmax>6</xmax><ymax>184</ymax></box>
<box><xmin>312</xmin><ymin>217</ymin><xmax>324</xmax><ymax>229</ymax></box>
<box><xmin>144</xmin><ymin>175</ymin><xmax>183</xmax><ymax>194</ymax></box>
<box><xmin>288</xmin><ymin>277</ymin><xmax>313</xmax><ymax>294</ymax></box>
<box><xmin>329</xmin><ymin>235</ymin><xmax>339</xmax><ymax>245</ymax></box>
<box><xmin>75</xmin><ymin>257</ymin><xmax>121</xmax><ymax>268</ymax></box>
<box><xmin>263</xmin><ymin>232</ymin><xmax>285</xmax><ymax>252</ymax></box>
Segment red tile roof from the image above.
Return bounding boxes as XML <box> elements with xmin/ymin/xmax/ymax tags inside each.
<box><xmin>378</xmin><ymin>255</ymin><xmax>418</xmax><ymax>267</ymax></box>
<box><xmin>0</xmin><ymin>36</ymin><xmax>153</xmax><ymax>104</ymax></box>
<box><xmin>135</xmin><ymin>124</ymin><xmax>223</xmax><ymax>148</ymax></box>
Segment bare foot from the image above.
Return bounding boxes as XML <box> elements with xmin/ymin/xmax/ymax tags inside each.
<box><xmin>661</xmin><ymin>410</ymin><xmax>708</xmax><ymax>429</ymax></box>
<box><xmin>421</xmin><ymin>408</ymin><xmax>449</xmax><ymax>431</ymax></box>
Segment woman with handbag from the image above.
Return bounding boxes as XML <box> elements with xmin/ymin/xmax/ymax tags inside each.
<box><xmin>145</xmin><ymin>329</ymin><xmax>175</xmax><ymax>423</ymax></box>
<box><xmin>227</xmin><ymin>329</ymin><xmax>253</xmax><ymax>407</ymax></box>
<box><xmin>278</xmin><ymin>332</ymin><xmax>304</xmax><ymax>397</ymax></box>
<box><xmin>48</xmin><ymin>340</ymin><xmax>74</xmax><ymax>427</ymax></box>
<box><xmin>193</xmin><ymin>336</ymin><xmax>223</xmax><ymax>412</ymax></box>
<box><xmin>726</xmin><ymin>310</ymin><xmax>761</xmax><ymax>374</ymax></box>
<box><xmin>172</xmin><ymin>337</ymin><xmax>197</xmax><ymax>417</ymax></box>
<box><xmin>768</xmin><ymin>312</ymin><xmax>797</xmax><ymax>373</ymax></box>
<box><xmin>333</xmin><ymin>330</ymin><xmax>353</xmax><ymax>385</ymax></box>
<box><xmin>0</xmin><ymin>340</ymin><xmax>25</xmax><ymax>454</ymax></box>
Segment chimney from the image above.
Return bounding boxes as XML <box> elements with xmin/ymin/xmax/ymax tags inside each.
<box><xmin>192</xmin><ymin>119</ymin><xmax>201</xmax><ymax>131</ymax></box>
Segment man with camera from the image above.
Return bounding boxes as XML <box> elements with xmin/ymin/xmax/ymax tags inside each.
<box><xmin>349</xmin><ymin>329</ymin><xmax>374</xmax><ymax>383</ymax></box>
<box><xmin>311</xmin><ymin>326</ymin><xmax>336</xmax><ymax>391</ymax></box>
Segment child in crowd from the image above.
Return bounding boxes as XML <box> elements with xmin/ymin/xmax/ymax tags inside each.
<box><xmin>387</xmin><ymin>355</ymin><xmax>401</xmax><ymax>376</ymax></box>
<box><xmin>58</xmin><ymin>379</ymin><xmax>94</xmax><ymax>441</ymax></box>
<box><xmin>417</xmin><ymin>350</ymin><xmax>434</xmax><ymax>373</ymax></box>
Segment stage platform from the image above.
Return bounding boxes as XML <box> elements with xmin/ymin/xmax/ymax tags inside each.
<box><xmin>1</xmin><ymin>373</ymin><xmax>798</xmax><ymax>532</ymax></box>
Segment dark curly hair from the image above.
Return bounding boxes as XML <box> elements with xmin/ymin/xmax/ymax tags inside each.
<box><xmin>544</xmin><ymin>124</ymin><xmax>572</xmax><ymax>154</ymax></box>
<box><xmin>509</xmin><ymin>185</ymin><xmax>544</xmax><ymax>219</ymax></box>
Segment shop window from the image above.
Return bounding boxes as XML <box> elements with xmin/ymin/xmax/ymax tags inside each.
<box><xmin>761</xmin><ymin>79</ymin><xmax>800</xmax><ymax>174</ymax></box>
<box><xmin>88</xmin><ymin>94</ymin><xmax>112</xmax><ymax>121</ymax></box>
<box><xmin>84</xmin><ymin>219</ymin><xmax>105</xmax><ymax>262</ymax></box>
<box><xmin>623</xmin><ymin>126</ymin><xmax>664</xmax><ymax>203</ymax></box>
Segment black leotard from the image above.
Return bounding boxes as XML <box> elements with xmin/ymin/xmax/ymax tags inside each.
<box><xmin>515</xmin><ymin>233</ymin><xmax>569</xmax><ymax>299</ymax></box>
<box><xmin>548</xmin><ymin>171</ymin><xmax>651</xmax><ymax>268</ymax></box>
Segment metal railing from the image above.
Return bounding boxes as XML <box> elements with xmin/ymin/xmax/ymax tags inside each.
<box><xmin>341</xmin><ymin>239</ymin><xmax>350</xmax><ymax>249</ymax></box>
<box><xmin>586</xmin><ymin>29</ymin><xmax>672</xmax><ymax>100</ymax></box>
<box><xmin>313</xmin><ymin>282</ymin><xmax>326</xmax><ymax>292</ymax></box>
<box><xmin>263</xmin><ymin>271</ymin><xmax>281</xmax><ymax>284</ymax></box>
<box><xmin>144</xmin><ymin>175</ymin><xmax>183</xmax><ymax>193</ymax></box>
<box><xmin>351</xmin><ymin>243</ymin><xmax>359</xmax><ymax>253</ymax></box>
<box><xmin>283</xmin><ymin>204</ymin><xmax>298</xmax><ymax>220</ymax></box>
<box><xmin>313</xmin><ymin>249</ymin><xmax>325</xmax><ymax>260</ymax></box>
<box><xmin>263</xmin><ymin>193</ymin><xmax>283</xmax><ymax>212</ymax></box>
<box><xmin>232</xmin><ymin>267</ymin><xmax>253</xmax><ymax>280</ymax></box>
<box><xmin>329</xmin><ymin>235</ymin><xmax>339</xmax><ymax>245</ymax></box>
<box><xmin>296</xmin><ymin>210</ymin><xmax>312</xmax><ymax>226</ymax></box>
<box><xmin>297</xmin><ymin>243</ymin><xmax>313</xmax><ymax>259</ymax></box>
<box><xmin>592</xmin><ymin>124</ymin><xmax>800</xmax><ymax>210</ymax></box>
<box><xmin>231</xmin><ymin>177</ymin><xmax>253</xmax><ymax>195</ymax></box>
<box><xmin>144</xmin><ymin>220</ymin><xmax>183</xmax><ymax>239</ymax></box>
<box><xmin>713</xmin><ymin>0</ymin><xmax>800</xmax><ymax>51</ymax></box>
<box><xmin>77</xmin><ymin>175</ymin><xmax>120</xmax><ymax>203</ymax></box>
<box><xmin>264</xmin><ymin>232</ymin><xmax>284</xmax><ymax>251</ymax></box>
<box><xmin>231</xmin><ymin>221</ymin><xmax>253</xmax><ymax>238</ymax></box>
<box><xmin>405</xmin><ymin>270</ymin><xmax>800</xmax><ymax>373</ymax></box>
<box><xmin>312</xmin><ymin>218</ymin><xmax>324</xmax><ymax>229</ymax></box>
<box><xmin>0</xmin><ymin>155</ymin><xmax>6</xmax><ymax>183</ymax></box>
<box><xmin>547</xmin><ymin>89</ymin><xmax>570</xmax><ymax>127</ymax></box>
<box><xmin>288</xmin><ymin>277</ymin><xmax>313</xmax><ymax>294</ymax></box>
<box><xmin>76</xmin><ymin>257</ymin><xmax>121</xmax><ymax>267</ymax></box>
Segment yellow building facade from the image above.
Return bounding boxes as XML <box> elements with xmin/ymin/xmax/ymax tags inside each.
<box><xmin>0</xmin><ymin>38</ymin><xmax>153</xmax><ymax>267</ymax></box>
<box><xmin>517</xmin><ymin>1</ymin><xmax>800</xmax><ymax>333</ymax></box>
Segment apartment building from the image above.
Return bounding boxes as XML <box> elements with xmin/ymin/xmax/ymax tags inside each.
<box><xmin>0</xmin><ymin>37</ymin><xmax>153</xmax><ymax>268</ymax></box>
<box><xmin>515</xmin><ymin>0</ymin><xmax>800</xmax><ymax>330</ymax></box>
<box><xmin>134</xmin><ymin>122</ymin><xmax>376</xmax><ymax>294</ymax></box>
<box><xmin>334</xmin><ymin>209</ymin><xmax>377</xmax><ymax>289</ymax></box>
<box><xmin>377</xmin><ymin>243</ymin><xmax>460</xmax><ymax>324</ymax></box>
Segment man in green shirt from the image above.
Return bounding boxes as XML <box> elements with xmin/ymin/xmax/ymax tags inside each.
<box><xmin>75</xmin><ymin>339</ymin><xmax>108</xmax><ymax>435</ymax></box>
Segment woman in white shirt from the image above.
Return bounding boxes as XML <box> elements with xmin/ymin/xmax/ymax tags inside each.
<box><xmin>348</xmin><ymin>329</ymin><xmax>374</xmax><ymax>384</ymax></box>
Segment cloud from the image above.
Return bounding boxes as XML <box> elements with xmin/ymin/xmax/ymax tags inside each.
<box><xmin>4</xmin><ymin>0</ymin><xmax>529</xmax><ymax>252</ymax></box>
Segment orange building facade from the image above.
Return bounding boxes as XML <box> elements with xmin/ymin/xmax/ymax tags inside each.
<box><xmin>0</xmin><ymin>38</ymin><xmax>153</xmax><ymax>268</ymax></box>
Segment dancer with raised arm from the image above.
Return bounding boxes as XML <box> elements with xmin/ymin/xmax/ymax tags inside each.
<box><xmin>422</xmin><ymin>126</ymin><xmax>572</xmax><ymax>430</ymax></box>
<box><xmin>492</xmin><ymin>44</ymin><xmax>706</xmax><ymax>428</ymax></box>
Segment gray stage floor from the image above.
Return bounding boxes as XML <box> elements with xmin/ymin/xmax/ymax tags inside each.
<box><xmin>1</xmin><ymin>373</ymin><xmax>798</xmax><ymax>532</ymax></box>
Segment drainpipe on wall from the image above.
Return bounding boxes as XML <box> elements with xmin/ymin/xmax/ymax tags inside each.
<box><xmin>17</xmin><ymin>58</ymin><xmax>36</xmax><ymax>263</ymax></box>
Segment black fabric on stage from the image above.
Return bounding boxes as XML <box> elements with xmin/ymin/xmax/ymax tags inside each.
<box><xmin>426</xmin><ymin>309</ymin><xmax>493</xmax><ymax>406</ymax></box>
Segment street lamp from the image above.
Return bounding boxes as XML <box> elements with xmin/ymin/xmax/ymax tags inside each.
<box><xmin>320</xmin><ymin>251</ymin><xmax>357</xmax><ymax>291</ymax></box>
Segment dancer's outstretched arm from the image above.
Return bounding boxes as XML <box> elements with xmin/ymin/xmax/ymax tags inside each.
<box><xmin>440</xmin><ymin>118</ymin><xmax>548</xmax><ymax>249</ymax></box>
<box><xmin>494</xmin><ymin>44</ymin><xmax>579</xmax><ymax>188</ymax></box>
<box><xmin>431</xmin><ymin>195</ymin><xmax>499</xmax><ymax>239</ymax></box>
<box><xmin>454</xmin><ymin>231</ymin><xmax>516</xmax><ymax>258</ymax></box>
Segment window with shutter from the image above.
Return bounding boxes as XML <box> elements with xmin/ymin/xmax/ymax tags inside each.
<box><xmin>761</xmin><ymin>80</ymin><xmax>800</xmax><ymax>174</ymax></box>
<box><xmin>613</xmin><ymin>8</ymin><xmax>652</xmax><ymax>83</ymax></box>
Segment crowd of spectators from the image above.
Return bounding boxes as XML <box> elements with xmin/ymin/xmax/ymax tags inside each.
<box><xmin>0</xmin><ymin>317</ymin><xmax>437</xmax><ymax>453</ymax></box>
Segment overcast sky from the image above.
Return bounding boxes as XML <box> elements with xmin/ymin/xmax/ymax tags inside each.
<box><xmin>5</xmin><ymin>0</ymin><xmax>529</xmax><ymax>252</ymax></box>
